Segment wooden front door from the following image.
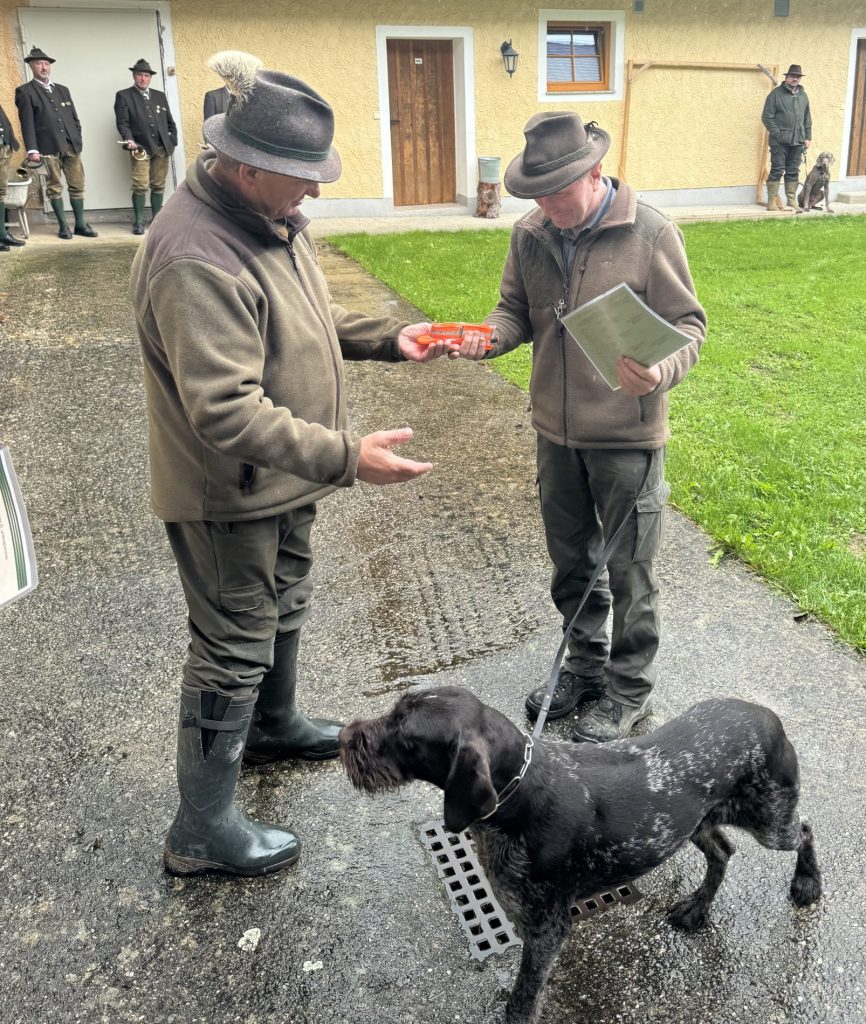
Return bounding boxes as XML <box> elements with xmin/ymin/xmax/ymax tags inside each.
<box><xmin>847</xmin><ymin>40</ymin><xmax>866</xmax><ymax>176</ymax></box>
<box><xmin>387</xmin><ymin>39</ymin><xmax>457</xmax><ymax>206</ymax></box>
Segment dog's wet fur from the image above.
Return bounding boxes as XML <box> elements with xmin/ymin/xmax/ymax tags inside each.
<box><xmin>340</xmin><ymin>686</ymin><xmax>821</xmax><ymax>1024</ymax></box>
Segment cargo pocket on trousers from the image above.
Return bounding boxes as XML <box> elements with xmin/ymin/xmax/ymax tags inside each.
<box><xmin>219</xmin><ymin>583</ymin><xmax>268</xmax><ymax>643</ymax></box>
<box><xmin>633</xmin><ymin>481</ymin><xmax>671</xmax><ymax>563</ymax></box>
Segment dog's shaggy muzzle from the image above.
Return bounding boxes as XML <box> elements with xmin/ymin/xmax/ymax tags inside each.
<box><xmin>339</xmin><ymin>718</ymin><xmax>414</xmax><ymax>795</ymax></box>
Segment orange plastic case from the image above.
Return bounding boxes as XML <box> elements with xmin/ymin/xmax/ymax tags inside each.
<box><xmin>417</xmin><ymin>323</ymin><xmax>494</xmax><ymax>350</ymax></box>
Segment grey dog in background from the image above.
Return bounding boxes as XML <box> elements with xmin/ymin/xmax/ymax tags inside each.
<box><xmin>798</xmin><ymin>151</ymin><xmax>835</xmax><ymax>212</ymax></box>
<box><xmin>341</xmin><ymin>686</ymin><xmax>822</xmax><ymax>1024</ymax></box>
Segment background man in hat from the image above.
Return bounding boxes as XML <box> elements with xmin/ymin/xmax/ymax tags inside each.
<box><xmin>115</xmin><ymin>58</ymin><xmax>178</xmax><ymax>234</ymax></box>
<box><xmin>456</xmin><ymin>112</ymin><xmax>706</xmax><ymax>744</ymax></box>
<box><xmin>762</xmin><ymin>64</ymin><xmax>812</xmax><ymax>212</ymax></box>
<box><xmin>14</xmin><ymin>46</ymin><xmax>97</xmax><ymax>239</ymax></box>
<box><xmin>131</xmin><ymin>51</ymin><xmax>451</xmax><ymax>879</ymax></box>
<box><xmin>0</xmin><ymin>100</ymin><xmax>25</xmax><ymax>250</ymax></box>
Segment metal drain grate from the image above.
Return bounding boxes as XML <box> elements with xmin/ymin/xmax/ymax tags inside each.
<box><xmin>420</xmin><ymin>820</ymin><xmax>644</xmax><ymax>960</ymax></box>
<box><xmin>420</xmin><ymin>820</ymin><xmax>521</xmax><ymax>961</ymax></box>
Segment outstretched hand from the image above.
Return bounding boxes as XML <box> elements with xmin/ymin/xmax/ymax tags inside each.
<box><xmin>357</xmin><ymin>427</ymin><xmax>433</xmax><ymax>485</ymax></box>
<box><xmin>399</xmin><ymin>323</ymin><xmax>451</xmax><ymax>362</ymax></box>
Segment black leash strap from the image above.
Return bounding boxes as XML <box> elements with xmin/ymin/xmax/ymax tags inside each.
<box><xmin>532</xmin><ymin>450</ymin><xmax>654</xmax><ymax>739</ymax></box>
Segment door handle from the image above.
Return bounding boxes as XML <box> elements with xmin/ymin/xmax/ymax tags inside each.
<box><xmin>390</xmin><ymin>118</ymin><xmax>400</xmax><ymax>125</ymax></box>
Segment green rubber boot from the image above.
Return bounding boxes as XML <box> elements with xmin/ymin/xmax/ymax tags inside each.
<box><xmin>766</xmin><ymin>181</ymin><xmax>782</xmax><ymax>212</ymax></box>
<box><xmin>163</xmin><ymin>685</ymin><xmax>302</xmax><ymax>877</ymax></box>
<box><xmin>785</xmin><ymin>180</ymin><xmax>799</xmax><ymax>210</ymax></box>
<box><xmin>69</xmin><ymin>197</ymin><xmax>97</xmax><ymax>237</ymax></box>
<box><xmin>131</xmin><ymin>193</ymin><xmax>146</xmax><ymax>235</ymax></box>
<box><xmin>150</xmin><ymin>191</ymin><xmax>164</xmax><ymax>218</ymax></box>
<box><xmin>51</xmin><ymin>197</ymin><xmax>72</xmax><ymax>238</ymax></box>
<box><xmin>244</xmin><ymin>630</ymin><xmax>343</xmax><ymax>764</ymax></box>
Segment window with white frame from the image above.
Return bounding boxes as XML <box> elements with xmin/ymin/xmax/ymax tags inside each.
<box><xmin>538</xmin><ymin>9</ymin><xmax>624</xmax><ymax>101</ymax></box>
<box><xmin>547</xmin><ymin>21</ymin><xmax>611</xmax><ymax>91</ymax></box>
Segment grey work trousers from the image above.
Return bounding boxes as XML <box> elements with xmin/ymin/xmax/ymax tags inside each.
<box><xmin>536</xmin><ymin>439</ymin><xmax>668</xmax><ymax>706</ymax></box>
<box><xmin>164</xmin><ymin>505</ymin><xmax>316</xmax><ymax>697</ymax></box>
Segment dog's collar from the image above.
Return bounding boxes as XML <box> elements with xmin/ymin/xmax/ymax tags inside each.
<box><xmin>477</xmin><ymin>734</ymin><xmax>534</xmax><ymax>822</ymax></box>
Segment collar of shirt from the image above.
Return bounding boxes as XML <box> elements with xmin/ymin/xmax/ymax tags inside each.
<box><xmin>37</xmin><ymin>80</ymin><xmax>53</xmax><ymax>92</ymax></box>
<box><xmin>136</xmin><ymin>88</ymin><xmax>150</xmax><ymax>99</ymax></box>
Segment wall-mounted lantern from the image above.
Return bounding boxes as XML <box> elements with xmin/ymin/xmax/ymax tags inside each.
<box><xmin>500</xmin><ymin>40</ymin><xmax>519</xmax><ymax>77</ymax></box>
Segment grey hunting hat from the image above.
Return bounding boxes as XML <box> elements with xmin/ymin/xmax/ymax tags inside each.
<box><xmin>504</xmin><ymin>112</ymin><xmax>610</xmax><ymax>199</ymax></box>
<box><xmin>130</xmin><ymin>58</ymin><xmax>157</xmax><ymax>75</ymax></box>
<box><xmin>24</xmin><ymin>46</ymin><xmax>55</xmax><ymax>64</ymax></box>
<box><xmin>204</xmin><ymin>65</ymin><xmax>341</xmax><ymax>181</ymax></box>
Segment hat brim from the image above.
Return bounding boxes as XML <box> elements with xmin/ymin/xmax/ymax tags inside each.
<box><xmin>503</xmin><ymin>127</ymin><xmax>611</xmax><ymax>199</ymax></box>
<box><xmin>204</xmin><ymin>113</ymin><xmax>341</xmax><ymax>182</ymax></box>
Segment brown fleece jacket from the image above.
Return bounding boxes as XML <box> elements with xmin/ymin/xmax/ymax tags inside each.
<box><xmin>131</xmin><ymin>155</ymin><xmax>406</xmax><ymax>522</ymax></box>
<box><xmin>486</xmin><ymin>179</ymin><xmax>707</xmax><ymax>449</ymax></box>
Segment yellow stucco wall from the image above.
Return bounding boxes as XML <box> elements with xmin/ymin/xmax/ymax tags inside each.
<box><xmin>168</xmin><ymin>0</ymin><xmax>864</xmax><ymax>195</ymax></box>
<box><xmin>0</xmin><ymin>0</ymin><xmax>24</xmax><ymax>129</ymax></box>
<box><xmin>2</xmin><ymin>0</ymin><xmax>864</xmax><ymax>197</ymax></box>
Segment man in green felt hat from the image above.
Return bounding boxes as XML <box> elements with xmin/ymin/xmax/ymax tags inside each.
<box><xmin>14</xmin><ymin>46</ymin><xmax>97</xmax><ymax>239</ymax></box>
<box><xmin>115</xmin><ymin>58</ymin><xmax>178</xmax><ymax>234</ymax></box>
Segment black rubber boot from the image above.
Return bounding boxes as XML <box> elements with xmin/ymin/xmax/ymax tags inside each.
<box><xmin>131</xmin><ymin>193</ymin><xmax>146</xmax><ymax>235</ymax></box>
<box><xmin>163</xmin><ymin>684</ymin><xmax>302</xmax><ymax>877</ymax></box>
<box><xmin>244</xmin><ymin>630</ymin><xmax>343</xmax><ymax>764</ymax></box>
<box><xmin>0</xmin><ymin>203</ymin><xmax>25</xmax><ymax>246</ymax></box>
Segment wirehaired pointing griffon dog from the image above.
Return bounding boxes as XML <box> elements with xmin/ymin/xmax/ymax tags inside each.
<box><xmin>340</xmin><ymin>686</ymin><xmax>821</xmax><ymax>1024</ymax></box>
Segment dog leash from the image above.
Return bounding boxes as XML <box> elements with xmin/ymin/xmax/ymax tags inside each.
<box><xmin>531</xmin><ymin>450</ymin><xmax>654</xmax><ymax>739</ymax></box>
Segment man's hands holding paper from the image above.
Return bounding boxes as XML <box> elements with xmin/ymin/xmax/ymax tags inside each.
<box><xmin>616</xmin><ymin>356</ymin><xmax>662</xmax><ymax>396</ymax></box>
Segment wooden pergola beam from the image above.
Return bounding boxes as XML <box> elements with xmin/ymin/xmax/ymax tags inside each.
<box><xmin>618</xmin><ymin>59</ymin><xmax>780</xmax><ymax>205</ymax></box>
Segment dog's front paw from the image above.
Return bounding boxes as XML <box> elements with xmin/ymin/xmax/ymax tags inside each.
<box><xmin>667</xmin><ymin>894</ymin><xmax>710</xmax><ymax>932</ymax></box>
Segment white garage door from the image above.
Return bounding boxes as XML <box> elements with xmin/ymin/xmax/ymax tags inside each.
<box><xmin>17</xmin><ymin>6</ymin><xmax>183</xmax><ymax>211</ymax></box>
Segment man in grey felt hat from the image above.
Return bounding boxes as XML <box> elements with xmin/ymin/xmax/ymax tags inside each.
<box><xmin>455</xmin><ymin>112</ymin><xmax>707</xmax><ymax>744</ymax></box>
<box><xmin>115</xmin><ymin>58</ymin><xmax>178</xmax><ymax>234</ymax></box>
<box><xmin>131</xmin><ymin>52</ymin><xmax>451</xmax><ymax>879</ymax></box>
<box><xmin>761</xmin><ymin>64</ymin><xmax>812</xmax><ymax>212</ymax></box>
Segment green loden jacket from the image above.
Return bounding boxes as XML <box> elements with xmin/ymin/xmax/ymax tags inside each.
<box><xmin>484</xmin><ymin>180</ymin><xmax>707</xmax><ymax>449</ymax></box>
<box><xmin>761</xmin><ymin>83</ymin><xmax>812</xmax><ymax>146</ymax></box>
<box><xmin>130</xmin><ymin>154</ymin><xmax>407</xmax><ymax>522</ymax></box>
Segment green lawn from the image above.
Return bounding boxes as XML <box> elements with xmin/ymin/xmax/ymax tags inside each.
<box><xmin>328</xmin><ymin>217</ymin><xmax>866</xmax><ymax>652</ymax></box>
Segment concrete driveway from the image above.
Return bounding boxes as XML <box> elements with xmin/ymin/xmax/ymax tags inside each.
<box><xmin>1</xmin><ymin>236</ymin><xmax>864</xmax><ymax>1024</ymax></box>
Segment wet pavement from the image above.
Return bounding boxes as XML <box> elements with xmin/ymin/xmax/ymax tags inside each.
<box><xmin>1</xmin><ymin>235</ymin><xmax>865</xmax><ymax>1024</ymax></box>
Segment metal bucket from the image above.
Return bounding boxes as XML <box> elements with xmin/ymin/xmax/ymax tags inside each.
<box><xmin>477</xmin><ymin>156</ymin><xmax>501</xmax><ymax>183</ymax></box>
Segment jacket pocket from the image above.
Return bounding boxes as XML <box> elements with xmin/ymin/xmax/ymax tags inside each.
<box><xmin>633</xmin><ymin>481</ymin><xmax>671</xmax><ymax>562</ymax></box>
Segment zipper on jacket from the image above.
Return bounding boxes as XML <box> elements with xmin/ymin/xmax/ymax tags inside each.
<box><xmin>239</xmin><ymin>462</ymin><xmax>257</xmax><ymax>491</ymax></box>
<box><xmin>283</xmin><ymin>236</ymin><xmax>343</xmax><ymax>428</ymax></box>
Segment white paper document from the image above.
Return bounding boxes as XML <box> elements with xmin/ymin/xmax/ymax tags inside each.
<box><xmin>0</xmin><ymin>446</ymin><xmax>38</xmax><ymax>609</ymax></box>
<box><xmin>561</xmin><ymin>282</ymin><xmax>692</xmax><ymax>391</ymax></box>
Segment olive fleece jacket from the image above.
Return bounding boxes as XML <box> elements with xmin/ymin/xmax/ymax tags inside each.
<box><xmin>484</xmin><ymin>180</ymin><xmax>707</xmax><ymax>449</ymax></box>
<box><xmin>131</xmin><ymin>155</ymin><xmax>406</xmax><ymax>522</ymax></box>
